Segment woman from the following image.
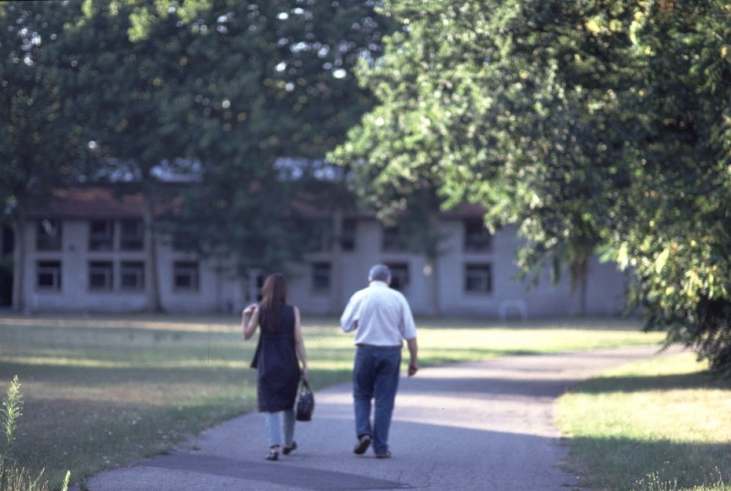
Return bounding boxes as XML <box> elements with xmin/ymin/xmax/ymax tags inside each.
<box><xmin>242</xmin><ymin>273</ymin><xmax>308</xmax><ymax>461</ymax></box>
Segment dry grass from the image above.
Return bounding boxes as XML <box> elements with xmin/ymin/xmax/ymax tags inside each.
<box><xmin>0</xmin><ymin>313</ymin><xmax>662</xmax><ymax>489</ymax></box>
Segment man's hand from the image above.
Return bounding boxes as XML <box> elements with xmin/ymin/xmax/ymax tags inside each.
<box><xmin>406</xmin><ymin>338</ymin><xmax>419</xmax><ymax>376</ymax></box>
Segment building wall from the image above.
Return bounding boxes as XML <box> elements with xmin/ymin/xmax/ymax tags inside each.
<box><xmin>288</xmin><ymin>219</ymin><xmax>628</xmax><ymax>318</ymax></box>
<box><xmin>21</xmin><ymin>216</ymin><xmax>628</xmax><ymax>318</ymax></box>
<box><xmin>22</xmin><ymin>219</ymin><xmax>241</xmax><ymax>314</ymax></box>
<box><xmin>23</xmin><ymin>220</ymin><xmax>144</xmax><ymax>312</ymax></box>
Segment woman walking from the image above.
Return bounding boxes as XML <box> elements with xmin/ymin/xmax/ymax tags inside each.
<box><xmin>242</xmin><ymin>273</ymin><xmax>308</xmax><ymax>461</ymax></box>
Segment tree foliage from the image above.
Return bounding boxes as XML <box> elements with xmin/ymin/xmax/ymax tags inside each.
<box><xmin>0</xmin><ymin>1</ymin><xmax>85</xmax><ymax>211</ymax></box>
<box><xmin>59</xmin><ymin>0</ymin><xmax>206</xmax><ymax>311</ymax></box>
<box><xmin>1</xmin><ymin>0</ymin><xmax>391</xmax><ymax>302</ymax></box>
<box><xmin>0</xmin><ymin>1</ymin><xmax>88</xmax><ymax>309</ymax></box>
<box><xmin>146</xmin><ymin>0</ymin><xmax>393</xmax><ymax>275</ymax></box>
<box><xmin>613</xmin><ymin>1</ymin><xmax>731</xmax><ymax>375</ymax></box>
<box><xmin>332</xmin><ymin>0</ymin><xmax>731</xmax><ymax>374</ymax></box>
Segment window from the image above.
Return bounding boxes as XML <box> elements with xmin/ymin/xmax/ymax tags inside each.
<box><xmin>173</xmin><ymin>261</ymin><xmax>199</xmax><ymax>291</ymax></box>
<box><xmin>465</xmin><ymin>264</ymin><xmax>492</xmax><ymax>293</ymax></box>
<box><xmin>89</xmin><ymin>261</ymin><xmax>114</xmax><ymax>291</ymax></box>
<box><xmin>303</xmin><ymin>219</ymin><xmax>332</xmax><ymax>253</ymax></box>
<box><xmin>382</xmin><ymin>226</ymin><xmax>406</xmax><ymax>252</ymax></box>
<box><xmin>241</xmin><ymin>272</ymin><xmax>265</xmax><ymax>303</ymax></box>
<box><xmin>37</xmin><ymin>261</ymin><xmax>61</xmax><ymax>291</ymax></box>
<box><xmin>89</xmin><ymin>220</ymin><xmax>114</xmax><ymax>251</ymax></box>
<box><xmin>120</xmin><ymin>220</ymin><xmax>144</xmax><ymax>251</ymax></box>
<box><xmin>312</xmin><ymin>262</ymin><xmax>331</xmax><ymax>293</ymax></box>
<box><xmin>36</xmin><ymin>219</ymin><xmax>62</xmax><ymax>251</ymax></box>
<box><xmin>340</xmin><ymin>218</ymin><xmax>357</xmax><ymax>251</ymax></box>
<box><xmin>385</xmin><ymin>262</ymin><xmax>409</xmax><ymax>292</ymax></box>
<box><xmin>464</xmin><ymin>219</ymin><xmax>492</xmax><ymax>252</ymax></box>
<box><xmin>121</xmin><ymin>261</ymin><xmax>145</xmax><ymax>291</ymax></box>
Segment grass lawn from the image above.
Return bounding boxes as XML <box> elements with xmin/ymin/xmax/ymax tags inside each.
<box><xmin>556</xmin><ymin>353</ymin><xmax>731</xmax><ymax>491</ymax></box>
<box><xmin>0</xmin><ymin>313</ymin><xmax>668</xmax><ymax>490</ymax></box>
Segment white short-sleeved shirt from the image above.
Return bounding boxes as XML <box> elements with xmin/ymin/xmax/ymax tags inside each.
<box><xmin>340</xmin><ymin>281</ymin><xmax>417</xmax><ymax>346</ymax></box>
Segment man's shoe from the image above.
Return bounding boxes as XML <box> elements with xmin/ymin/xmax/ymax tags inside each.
<box><xmin>354</xmin><ymin>435</ymin><xmax>371</xmax><ymax>455</ymax></box>
<box><xmin>375</xmin><ymin>451</ymin><xmax>392</xmax><ymax>459</ymax></box>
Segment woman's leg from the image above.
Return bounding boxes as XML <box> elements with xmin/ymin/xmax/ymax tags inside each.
<box><xmin>283</xmin><ymin>408</ymin><xmax>295</xmax><ymax>447</ymax></box>
<box><xmin>264</xmin><ymin>411</ymin><xmax>282</xmax><ymax>449</ymax></box>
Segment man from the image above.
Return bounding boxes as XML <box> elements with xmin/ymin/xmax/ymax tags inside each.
<box><xmin>340</xmin><ymin>264</ymin><xmax>419</xmax><ymax>459</ymax></box>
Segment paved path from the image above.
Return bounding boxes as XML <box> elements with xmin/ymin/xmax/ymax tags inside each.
<box><xmin>85</xmin><ymin>345</ymin><xmax>678</xmax><ymax>491</ymax></box>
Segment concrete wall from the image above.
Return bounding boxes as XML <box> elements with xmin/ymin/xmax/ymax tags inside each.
<box><xmin>22</xmin><ymin>216</ymin><xmax>628</xmax><ymax>318</ymax></box>
<box><xmin>288</xmin><ymin>219</ymin><xmax>628</xmax><ymax>318</ymax></box>
<box><xmin>22</xmin><ymin>219</ymin><xmax>242</xmax><ymax>314</ymax></box>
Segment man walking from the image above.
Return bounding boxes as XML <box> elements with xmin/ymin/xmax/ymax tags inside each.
<box><xmin>340</xmin><ymin>264</ymin><xmax>419</xmax><ymax>459</ymax></box>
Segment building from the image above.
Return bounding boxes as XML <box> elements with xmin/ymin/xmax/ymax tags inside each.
<box><xmin>16</xmin><ymin>186</ymin><xmax>629</xmax><ymax>317</ymax></box>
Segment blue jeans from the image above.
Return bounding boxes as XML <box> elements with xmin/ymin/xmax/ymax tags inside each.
<box><xmin>264</xmin><ymin>409</ymin><xmax>295</xmax><ymax>449</ymax></box>
<box><xmin>353</xmin><ymin>346</ymin><xmax>401</xmax><ymax>455</ymax></box>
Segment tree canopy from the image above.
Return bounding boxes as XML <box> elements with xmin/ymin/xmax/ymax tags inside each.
<box><xmin>0</xmin><ymin>1</ymin><xmax>89</xmax><ymax>308</ymax></box>
<box><xmin>331</xmin><ymin>0</ymin><xmax>731</xmax><ymax>374</ymax></box>
<box><xmin>151</xmin><ymin>0</ymin><xmax>393</xmax><ymax>275</ymax></box>
<box><xmin>1</xmin><ymin>0</ymin><xmax>393</xmax><ymax>300</ymax></box>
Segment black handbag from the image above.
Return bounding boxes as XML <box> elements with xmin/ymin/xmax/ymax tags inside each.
<box><xmin>295</xmin><ymin>379</ymin><xmax>314</xmax><ymax>422</ymax></box>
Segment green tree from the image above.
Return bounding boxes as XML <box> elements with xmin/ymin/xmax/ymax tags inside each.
<box><xmin>58</xmin><ymin>0</ymin><xmax>393</xmax><ymax>299</ymax></box>
<box><xmin>57</xmin><ymin>0</ymin><xmax>203</xmax><ymax>311</ymax></box>
<box><xmin>332</xmin><ymin>0</ymin><xmax>638</xmax><ymax>311</ymax></box>
<box><xmin>147</xmin><ymin>0</ymin><xmax>394</xmax><ymax>279</ymax></box>
<box><xmin>0</xmin><ymin>1</ymin><xmax>87</xmax><ymax>310</ymax></box>
<box><xmin>332</xmin><ymin>0</ymin><xmax>731</xmax><ymax>373</ymax></box>
<box><xmin>610</xmin><ymin>1</ymin><xmax>731</xmax><ymax>374</ymax></box>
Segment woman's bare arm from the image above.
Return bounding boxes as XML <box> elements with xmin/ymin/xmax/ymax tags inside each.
<box><xmin>242</xmin><ymin>305</ymin><xmax>259</xmax><ymax>340</ymax></box>
<box><xmin>293</xmin><ymin>306</ymin><xmax>308</xmax><ymax>380</ymax></box>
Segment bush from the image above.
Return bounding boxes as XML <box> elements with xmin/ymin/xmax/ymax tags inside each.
<box><xmin>1</xmin><ymin>376</ymin><xmax>69</xmax><ymax>491</ymax></box>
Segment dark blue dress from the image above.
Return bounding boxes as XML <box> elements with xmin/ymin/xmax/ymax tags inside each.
<box><xmin>253</xmin><ymin>305</ymin><xmax>300</xmax><ymax>413</ymax></box>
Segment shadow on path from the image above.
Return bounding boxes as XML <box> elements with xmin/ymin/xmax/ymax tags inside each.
<box><xmin>83</xmin><ymin>345</ymin><xmax>680</xmax><ymax>491</ymax></box>
<box><xmin>142</xmin><ymin>453</ymin><xmax>408</xmax><ymax>490</ymax></box>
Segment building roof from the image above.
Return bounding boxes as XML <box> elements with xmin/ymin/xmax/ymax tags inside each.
<box><xmin>26</xmin><ymin>185</ymin><xmax>486</xmax><ymax>221</ymax></box>
<box><xmin>26</xmin><ymin>186</ymin><xmax>181</xmax><ymax>220</ymax></box>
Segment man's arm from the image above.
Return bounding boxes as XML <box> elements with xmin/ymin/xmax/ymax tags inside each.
<box><xmin>406</xmin><ymin>337</ymin><xmax>419</xmax><ymax>376</ymax></box>
<box><xmin>340</xmin><ymin>295</ymin><xmax>359</xmax><ymax>333</ymax></box>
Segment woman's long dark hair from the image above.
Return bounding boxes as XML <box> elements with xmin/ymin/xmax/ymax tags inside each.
<box><xmin>259</xmin><ymin>273</ymin><xmax>288</xmax><ymax>332</ymax></box>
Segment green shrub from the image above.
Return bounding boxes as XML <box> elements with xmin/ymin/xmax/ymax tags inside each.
<box><xmin>1</xmin><ymin>376</ymin><xmax>69</xmax><ymax>491</ymax></box>
<box><xmin>2</xmin><ymin>376</ymin><xmax>22</xmax><ymax>460</ymax></box>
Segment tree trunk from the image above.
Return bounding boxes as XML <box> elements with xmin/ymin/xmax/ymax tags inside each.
<box><xmin>11</xmin><ymin>210</ymin><xmax>26</xmax><ymax>313</ymax></box>
<box><xmin>143</xmin><ymin>188</ymin><xmax>163</xmax><ymax>312</ymax></box>
<box><xmin>329</xmin><ymin>209</ymin><xmax>344</xmax><ymax>314</ymax></box>
<box><xmin>426</xmin><ymin>213</ymin><xmax>442</xmax><ymax>316</ymax></box>
<box><xmin>425</xmin><ymin>257</ymin><xmax>441</xmax><ymax>316</ymax></box>
<box><xmin>571</xmin><ymin>256</ymin><xmax>589</xmax><ymax>316</ymax></box>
